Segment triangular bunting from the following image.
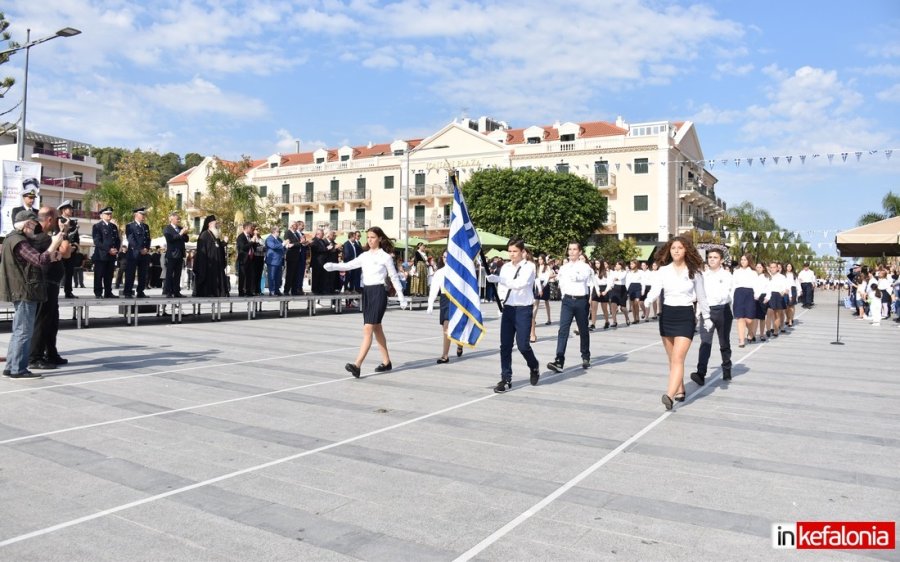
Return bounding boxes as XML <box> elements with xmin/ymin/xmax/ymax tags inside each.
<box><xmin>747</xmin><ymin>158</ymin><xmax>754</xmax><ymax>167</ymax></box>
<box><xmin>759</xmin><ymin>157</ymin><xmax>766</xmax><ymax>166</ymax></box>
<box><xmin>734</xmin><ymin>158</ymin><xmax>742</xmax><ymax>167</ymax></box>
<box><xmin>799</xmin><ymin>155</ymin><xmax>806</xmax><ymax>164</ymax></box>
<box><xmin>773</xmin><ymin>156</ymin><xmax>780</xmax><ymax>165</ymax></box>
<box><xmin>827</xmin><ymin>154</ymin><xmax>835</xmax><ymax>163</ymax></box>
<box><xmin>786</xmin><ymin>155</ymin><xmax>792</xmax><ymax>164</ymax></box>
<box><xmin>840</xmin><ymin>152</ymin><xmax>848</xmax><ymax>162</ymax></box>
<box><xmin>855</xmin><ymin>151</ymin><xmax>862</xmax><ymax>162</ymax></box>
<box><xmin>887</xmin><ymin>149</ymin><xmax>893</xmax><ymax>160</ymax></box>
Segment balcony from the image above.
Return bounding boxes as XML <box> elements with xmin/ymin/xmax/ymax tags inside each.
<box><xmin>594</xmin><ymin>173</ymin><xmax>617</xmax><ymax>193</ymax></box>
<box><xmin>603</xmin><ymin>210</ymin><xmax>617</xmax><ymax>230</ymax></box>
<box><xmin>678</xmin><ymin>214</ymin><xmax>715</xmax><ymax>231</ymax></box>
<box><xmin>430</xmin><ymin>213</ymin><xmax>450</xmax><ymax>229</ymax></box>
<box><xmin>342</xmin><ymin>189</ymin><xmax>371</xmax><ymax>202</ymax></box>
<box><xmin>409</xmin><ymin>184</ymin><xmax>431</xmax><ymax>201</ymax></box>
<box><xmin>431</xmin><ymin>183</ymin><xmax>454</xmax><ymax>198</ymax></box>
<box><xmin>41</xmin><ymin>176</ymin><xmax>97</xmax><ymax>191</ymax></box>
<box><xmin>317</xmin><ymin>221</ymin><xmax>338</xmax><ymax>232</ymax></box>
<box><xmin>292</xmin><ymin>192</ymin><xmax>317</xmax><ymax>206</ymax></box>
<box><xmin>276</xmin><ymin>194</ymin><xmax>292</xmax><ymax>207</ymax></box>
<box><xmin>341</xmin><ymin>219</ymin><xmax>370</xmax><ymax>231</ymax></box>
<box><xmin>72</xmin><ymin>209</ymin><xmax>101</xmax><ymax>220</ymax></box>
<box><xmin>316</xmin><ymin>191</ymin><xmax>342</xmax><ymax>202</ymax></box>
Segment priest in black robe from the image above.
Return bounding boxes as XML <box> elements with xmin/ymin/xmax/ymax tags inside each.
<box><xmin>193</xmin><ymin>215</ymin><xmax>228</xmax><ymax>297</ymax></box>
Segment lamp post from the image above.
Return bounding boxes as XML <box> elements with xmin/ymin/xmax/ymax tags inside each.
<box><xmin>402</xmin><ymin>144</ymin><xmax>448</xmax><ymax>261</ymax></box>
<box><xmin>1</xmin><ymin>27</ymin><xmax>82</xmax><ymax>161</ymax></box>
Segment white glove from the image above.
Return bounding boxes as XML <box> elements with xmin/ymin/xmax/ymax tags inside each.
<box><xmin>400</xmin><ymin>299</ymin><xmax>409</xmax><ymax>310</ymax></box>
<box><xmin>486</xmin><ymin>274</ymin><xmax>500</xmax><ymax>283</ymax></box>
<box><xmin>323</xmin><ymin>263</ymin><xmax>334</xmax><ymax>272</ymax></box>
<box><xmin>426</xmin><ymin>305</ymin><xmax>434</xmax><ymax>314</ymax></box>
<box><xmin>703</xmin><ymin>318</ymin><xmax>713</xmax><ymax>331</ymax></box>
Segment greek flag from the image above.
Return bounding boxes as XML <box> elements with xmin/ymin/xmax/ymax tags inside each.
<box><xmin>443</xmin><ymin>172</ymin><xmax>485</xmax><ymax>347</ymax></box>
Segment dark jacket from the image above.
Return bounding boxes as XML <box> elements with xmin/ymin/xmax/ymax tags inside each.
<box><xmin>0</xmin><ymin>232</ymin><xmax>46</xmax><ymax>302</ymax></box>
<box><xmin>164</xmin><ymin>224</ymin><xmax>189</xmax><ymax>260</ymax></box>
<box><xmin>92</xmin><ymin>221</ymin><xmax>121</xmax><ymax>262</ymax></box>
<box><xmin>125</xmin><ymin>221</ymin><xmax>151</xmax><ymax>258</ymax></box>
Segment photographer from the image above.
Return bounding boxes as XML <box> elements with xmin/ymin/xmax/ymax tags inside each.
<box><xmin>57</xmin><ymin>200</ymin><xmax>80</xmax><ymax>298</ymax></box>
<box><xmin>29</xmin><ymin>207</ymin><xmax>74</xmax><ymax>370</ymax></box>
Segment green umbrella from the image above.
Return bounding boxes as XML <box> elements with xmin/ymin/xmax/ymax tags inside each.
<box><xmin>428</xmin><ymin>229</ymin><xmax>532</xmax><ymax>250</ymax></box>
<box><xmin>485</xmin><ymin>248</ymin><xmax>510</xmax><ymax>260</ymax></box>
<box><xmin>393</xmin><ymin>236</ymin><xmax>429</xmax><ymax>249</ymax></box>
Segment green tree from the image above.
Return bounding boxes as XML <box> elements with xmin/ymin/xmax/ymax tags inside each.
<box><xmin>85</xmin><ymin>151</ymin><xmax>172</xmax><ymax>236</ymax></box>
<box><xmin>722</xmin><ymin>201</ymin><xmax>815</xmax><ymax>265</ymax></box>
<box><xmin>184</xmin><ymin>152</ymin><xmax>204</xmax><ymax>169</ymax></box>
<box><xmin>200</xmin><ymin>156</ymin><xmax>265</xmax><ymax>248</ymax></box>
<box><xmin>0</xmin><ymin>13</ymin><xmax>21</xmax><ymax>134</ymax></box>
<box><xmin>590</xmin><ymin>236</ymin><xmax>640</xmax><ymax>263</ymax></box>
<box><xmin>857</xmin><ymin>190</ymin><xmax>900</xmax><ymax>225</ymax></box>
<box><xmin>463</xmin><ymin>168</ymin><xmax>607</xmax><ymax>255</ymax></box>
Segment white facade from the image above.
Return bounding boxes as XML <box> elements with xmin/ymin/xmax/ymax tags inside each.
<box><xmin>167</xmin><ymin>117</ymin><xmax>725</xmax><ymax>244</ymax></box>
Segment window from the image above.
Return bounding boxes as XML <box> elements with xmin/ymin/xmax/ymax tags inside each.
<box><xmin>193</xmin><ymin>191</ymin><xmax>201</xmax><ymax>203</ymax></box>
<box><xmin>72</xmin><ymin>200</ymin><xmax>83</xmax><ymax>211</ymax></box>
<box><xmin>414</xmin><ymin>172</ymin><xmax>426</xmax><ymax>187</ymax></box>
<box><xmin>193</xmin><ymin>217</ymin><xmax>201</xmax><ymax>231</ymax></box>
<box><xmin>73</xmin><ymin>171</ymin><xmax>83</xmax><ymax>184</ymax></box>
<box><xmin>357</xmin><ymin>177</ymin><xmax>366</xmax><ymax>190</ymax></box>
<box><xmin>329</xmin><ymin>179</ymin><xmax>339</xmax><ymax>199</ymax></box>
<box><xmin>175</xmin><ymin>193</ymin><xmax>183</xmax><ymax>210</ymax></box>
<box><xmin>258</xmin><ymin>185</ymin><xmax>267</xmax><ymax>197</ymax></box>
<box><xmin>527</xmin><ymin>137</ymin><xmax>541</xmax><ymax>144</ymax></box>
<box><xmin>304</xmin><ymin>211</ymin><xmax>313</xmax><ymax>226</ymax></box>
<box><xmin>384</xmin><ymin>207</ymin><xmax>394</xmax><ymax>220</ymax></box>
<box><xmin>269</xmin><ymin>162</ymin><xmax>278</xmax><ymax>168</ymax></box>
<box><xmin>414</xmin><ymin>205</ymin><xmax>426</xmax><ymax>227</ymax></box>
<box><xmin>281</xmin><ymin>183</ymin><xmax>290</xmax><ymax>203</ymax></box>
<box><xmin>556</xmin><ymin>163</ymin><xmax>569</xmax><ymax>174</ymax></box>
<box><xmin>355</xmin><ymin>208</ymin><xmax>365</xmax><ymax>223</ymax></box>
<box><xmin>594</xmin><ymin>160</ymin><xmax>609</xmax><ymax>186</ymax></box>
<box><xmin>384</xmin><ymin>175</ymin><xmax>395</xmax><ymax>189</ymax></box>
<box><xmin>340</xmin><ymin>154</ymin><xmax>349</xmax><ymax>162</ymax></box>
<box><xmin>281</xmin><ymin>212</ymin><xmax>289</xmax><ymax>230</ymax></box>
<box><xmin>329</xmin><ymin>209</ymin><xmax>338</xmax><ymax>231</ymax></box>
<box><xmin>634</xmin><ymin>195</ymin><xmax>649</xmax><ymax>212</ymax></box>
<box><xmin>393</xmin><ymin>149</ymin><xmax>404</xmax><ymax>156</ymax></box>
<box><xmin>305</xmin><ymin>181</ymin><xmax>314</xmax><ymax>201</ymax></box>
<box><xmin>560</xmin><ymin>133</ymin><xmax>575</xmax><ymax>142</ymax></box>
<box><xmin>634</xmin><ymin>158</ymin><xmax>649</xmax><ymax>174</ymax></box>
<box><xmin>315</xmin><ymin>157</ymin><xmax>325</xmax><ymax>164</ymax></box>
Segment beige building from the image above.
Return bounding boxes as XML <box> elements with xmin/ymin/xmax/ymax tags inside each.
<box><xmin>167</xmin><ymin>116</ymin><xmax>725</xmax><ymax>249</ymax></box>
<box><xmin>1</xmin><ymin>124</ymin><xmax>104</xmax><ymax>239</ymax></box>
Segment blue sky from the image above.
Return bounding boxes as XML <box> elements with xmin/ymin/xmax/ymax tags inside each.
<box><xmin>3</xmin><ymin>0</ymin><xmax>899</xmax><ymax>254</ymax></box>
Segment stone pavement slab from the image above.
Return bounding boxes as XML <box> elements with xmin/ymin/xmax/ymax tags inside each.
<box><xmin>1</xmin><ymin>295</ymin><xmax>898</xmax><ymax>560</ymax></box>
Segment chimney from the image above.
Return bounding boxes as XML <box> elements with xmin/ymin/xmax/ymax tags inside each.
<box><xmin>367</xmin><ymin>141</ymin><xmax>373</xmax><ymax>149</ymax></box>
<box><xmin>615</xmin><ymin>115</ymin><xmax>626</xmax><ymax>129</ymax></box>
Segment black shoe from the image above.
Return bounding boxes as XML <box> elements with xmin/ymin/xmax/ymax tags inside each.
<box><xmin>47</xmin><ymin>356</ymin><xmax>68</xmax><ymax>365</ymax></box>
<box><xmin>544</xmin><ymin>321</ymin><xmax>551</xmax><ymax>325</ymax></box>
<box><xmin>589</xmin><ymin>324</ymin><xmax>595</xmax><ymax>331</ymax></box>
<box><xmin>65</xmin><ymin>294</ymin><xmax>77</xmax><ymax>299</ymax></box>
<box><xmin>546</xmin><ymin>361</ymin><xmax>563</xmax><ymax>373</ymax></box>
<box><xmin>662</xmin><ymin>394</ymin><xmax>674</xmax><ymax>410</ymax></box>
<box><xmin>2</xmin><ymin>370</ymin><xmax>10</xmax><ymax>377</ymax></box>
<box><xmin>582</xmin><ymin>359</ymin><xmax>590</xmax><ymax>369</ymax></box>
<box><xmin>574</xmin><ymin>329</ymin><xmax>579</xmax><ymax>336</ymax></box>
<box><xmin>345</xmin><ymin>363</ymin><xmax>361</xmax><ymax>378</ymax></box>
<box><xmin>673</xmin><ymin>393</ymin><xmax>686</xmax><ymax>402</ymax></box>
<box><xmin>436</xmin><ymin>357</ymin><xmax>449</xmax><ymax>364</ymax></box>
<box><xmin>106</xmin><ymin>294</ymin><xmax>119</xmax><ymax>299</ymax></box>
<box><xmin>723</xmin><ymin>368</ymin><xmax>732</xmax><ymax>381</ymax></box>
<box><xmin>456</xmin><ymin>345</ymin><xmax>463</xmax><ymax>357</ymax></box>
<box><xmin>9</xmin><ymin>370</ymin><xmax>42</xmax><ymax>379</ymax></box>
<box><xmin>494</xmin><ymin>380</ymin><xmax>511</xmax><ymax>393</ymax></box>
<box><xmin>374</xmin><ymin>362</ymin><xmax>392</xmax><ymax>372</ymax></box>
<box><xmin>136</xmin><ymin>292</ymin><xmax>147</xmax><ymax>298</ymax></box>
<box><xmin>174</xmin><ymin>293</ymin><xmax>185</xmax><ymax>298</ymax></box>
<box><xmin>28</xmin><ymin>360</ymin><xmax>58</xmax><ymax>370</ymax></box>
<box><xmin>603</xmin><ymin>322</ymin><xmax>610</xmax><ymax>329</ymax></box>
<box><xmin>529</xmin><ymin>368</ymin><xmax>540</xmax><ymax>386</ymax></box>
<box><xmin>690</xmin><ymin>371</ymin><xmax>705</xmax><ymax>386</ymax></box>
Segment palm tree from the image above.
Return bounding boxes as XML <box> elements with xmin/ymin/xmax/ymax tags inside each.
<box><xmin>857</xmin><ymin>191</ymin><xmax>900</xmax><ymax>225</ymax></box>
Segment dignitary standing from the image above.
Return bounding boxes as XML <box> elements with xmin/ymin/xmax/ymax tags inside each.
<box><xmin>163</xmin><ymin>212</ymin><xmax>189</xmax><ymax>297</ymax></box>
<box><xmin>342</xmin><ymin>230</ymin><xmax>362</xmax><ymax>293</ymax></box>
<box><xmin>547</xmin><ymin>242</ymin><xmax>595</xmax><ymax>373</ymax></box>
<box><xmin>284</xmin><ymin>221</ymin><xmax>308</xmax><ymax>295</ymax></box>
<box><xmin>265</xmin><ymin>226</ymin><xmax>287</xmax><ymax>296</ymax></box>
<box><xmin>235</xmin><ymin>222</ymin><xmax>255</xmax><ymax>296</ymax></box>
<box><xmin>691</xmin><ymin>248</ymin><xmax>733</xmax><ymax>385</ymax></box>
<box><xmin>57</xmin><ymin>200</ymin><xmax>80</xmax><ymax>299</ymax></box>
<box><xmin>324</xmin><ymin>227</ymin><xmax>407</xmax><ymax>378</ymax></box>
<box><xmin>486</xmin><ymin>238</ymin><xmax>541</xmax><ymax>392</ymax></box>
<box><xmin>193</xmin><ymin>215</ymin><xmax>228</xmax><ymax>297</ymax></box>
<box><xmin>643</xmin><ymin>236</ymin><xmax>711</xmax><ymax>410</ymax></box>
<box><xmin>310</xmin><ymin>228</ymin><xmax>328</xmax><ymax>295</ymax></box>
<box><xmin>123</xmin><ymin>208</ymin><xmax>151</xmax><ymax>298</ymax></box>
<box><xmin>92</xmin><ymin>207</ymin><xmax>120</xmax><ymax>298</ymax></box>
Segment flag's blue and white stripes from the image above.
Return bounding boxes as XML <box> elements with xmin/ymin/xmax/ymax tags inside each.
<box><xmin>443</xmin><ymin>173</ymin><xmax>485</xmax><ymax>347</ymax></box>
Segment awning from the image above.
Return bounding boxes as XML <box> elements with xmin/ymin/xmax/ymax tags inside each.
<box><xmin>835</xmin><ymin>216</ymin><xmax>900</xmax><ymax>257</ymax></box>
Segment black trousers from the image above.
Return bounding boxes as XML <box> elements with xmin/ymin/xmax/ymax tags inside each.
<box><xmin>124</xmin><ymin>254</ymin><xmax>149</xmax><ymax>295</ymax></box>
<box><xmin>63</xmin><ymin>258</ymin><xmax>75</xmax><ymax>297</ymax></box>
<box><xmin>94</xmin><ymin>260</ymin><xmax>115</xmax><ymax>296</ymax></box>
<box><xmin>285</xmin><ymin>255</ymin><xmax>300</xmax><ymax>295</ymax></box>
<box><xmin>164</xmin><ymin>256</ymin><xmax>183</xmax><ymax>296</ymax></box>
<box><xmin>30</xmin><ymin>283</ymin><xmax>60</xmax><ymax>362</ymax></box>
<box><xmin>555</xmin><ymin>295</ymin><xmax>590</xmax><ymax>365</ymax></box>
<box><xmin>697</xmin><ymin>304</ymin><xmax>733</xmax><ymax>375</ymax></box>
<box><xmin>801</xmin><ymin>282</ymin><xmax>814</xmax><ymax>306</ymax></box>
<box><xmin>237</xmin><ymin>257</ymin><xmax>254</xmax><ymax>296</ymax></box>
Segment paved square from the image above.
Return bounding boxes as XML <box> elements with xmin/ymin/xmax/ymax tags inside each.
<box><xmin>1</xmin><ymin>297</ymin><xmax>898</xmax><ymax>560</ymax></box>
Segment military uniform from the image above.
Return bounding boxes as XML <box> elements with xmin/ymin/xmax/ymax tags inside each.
<box><xmin>92</xmin><ymin>208</ymin><xmax>121</xmax><ymax>298</ymax></box>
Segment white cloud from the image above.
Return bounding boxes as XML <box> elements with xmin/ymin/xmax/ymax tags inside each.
<box><xmin>848</xmin><ymin>63</ymin><xmax>900</xmax><ymax>78</ymax></box>
<box><xmin>876</xmin><ymin>83</ymin><xmax>900</xmax><ymax>102</ymax></box>
<box><xmin>293</xmin><ymin>8</ymin><xmax>359</xmax><ymax>34</ymax></box>
<box><xmin>715</xmin><ymin>62</ymin><xmax>754</xmax><ymax>77</ymax></box>
<box><xmin>148</xmin><ymin>77</ymin><xmax>268</xmax><ymax>118</ymax></box>
<box><xmin>273</xmin><ymin>129</ymin><xmax>326</xmax><ymax>153</ymax></box>
<box><xmin>362</xmin><ymin>52</ymin><xmax>399</xmax><ymax>69</ymax></box>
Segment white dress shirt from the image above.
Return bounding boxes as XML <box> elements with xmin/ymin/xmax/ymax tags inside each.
<box><xmin>608</xmin><ymin>269</ymin><xmax>626</xmax><ymax>286</ymax></box>
<box><xmin>624</xmin><ymin>269</ymin><xmax>643</xmax><ymax>287</ymax></box>
<box><xmin>426</xmin><ymin>267</ymin><xmax>446</xmax><ymax>311</ymax></box>
<box><xmin>488</xmin><ymin>259</ymin><xmax>536</xmax><ymax>306</ymax></box>
<box><xmin>703</xmin><ymin>266</ymin><xmax>733</xmax><ymax>306</ymax></box>
<box><xmin>797</xmin><ymin>269</ymin><xmax>815</xmax><ymax>284</ymax></box>
<box><xmin>733</xmin><ymin>267</ymin><xmax>764</xmax><ymax>299</ymax></box>
<box><xmin>644</xmin><ymin>263</ymin><xmax>710</xmax><ymax>319</ymax></box>
<box><xmin>763</xmin><ymin>272</ymin><xmax>790</xmax><ymax>297</ymax></box>
<box><xmin>324</xmin><ymin>248</ymin><xmax>407</xmax><ymax>307</ymax></box>
<box><xmin>557</xmin><ymin>260</ymin><xmax>595</xmax><ymax>297</ymax></box>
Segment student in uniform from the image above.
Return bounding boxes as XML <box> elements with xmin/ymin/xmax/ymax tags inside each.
<box><xmin>643</xmin><ymin>236</ymin><xmax>711</xmax><ymax>411</ymax></box>
<box><xmin>530</xmin><ymin>254</ymin><xmax>553</xmax><ymax>342</ymax></box>
<box><xmin>753</xmin><ymin>261</ymin><xmax>769</xmax><ymax>342</ymax></box>
<box><xmin>324</xmin><ymin>227</ymin><xmax>408</xmax><ymax>377</ymax></box>
<box><xmin>426</xmin><ymin>253</ymin><xmax>464</xmax><ymax>363</ymax></box>
<box><xmin>783</xmin><ymin>262</ymin><xmax>799</xmax><ymax>328</ymax></box>
<box><xmin>602</xmin><ymin>260</ymin><xmax>629</xmax><ymax>327</ymax></box>
<box><xmin>645</xmin><ymin>261</ymin><xmax>661</xmax><ymax>320</ymax></box>
<box><xmin>732</xmin><ymin>254</ymin><xmax>761</xmax><ymax>347</ymax></box>
<box><xmin>625</xmin><ymin>259</ymin><xmax>643</xmax><ymax>325</ymax></box>
<box><xmin>590</xmin><ymin>259</ymin><xmax>609</xmax><ymax>330</ymax></box>
<box><xmin>486</xmin><ymin>238</ymin><xmax>541</xmax><ymax>392</ymax></box>
<box><xmin>691</xmin><ymin>248</ymin><xmax>733</xmax><ymax>385</ymax></box>
<box><xmin>547</xmin><ymin>242</ymin><xmax>595</xmax><ymax>373</ymax></box>
<box><xmin>763</xmin><ymin>261</ymin><xmax>789</xmax><ymax>338</ymax></box>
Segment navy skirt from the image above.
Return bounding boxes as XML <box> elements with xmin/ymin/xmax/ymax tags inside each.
<box><xmin>534</xmin><ymin>285</ymin><xmax>550</xmax><ymax>301</ymax></box>
<box><xmin>627</xmin><ymin>282</ymin><xmax>642</xmax><ymax>300</ymax></box>
<box><xmin>439</xmin><ymin>293</ymin><xmax>450</xmax><ymax>325</ymax></box>
<box><xmin>768</xmin><ymin>292</ymin><xmax>786</xmax><ymax>310</ymax></box>
<box><xmin>362</xmin><ymin>284</ymin><xmax>388</xmax><ymax>324</ymax></box>
<box><xmin>609</xmin><ymin>285</ymin><xmax>627</xmax><ymax>306</ymax></box>
<box><xmin>660</xmin><ymin>304</ymin><xmax>695</xmax><ymax>339</ymax></box>
<box><xmin>789</xmin><ymin>286</ymin><xmax>797</xmax><ymax>306</ymax></box>
<box><xmin>593</xmin><ymin>284</ymin><xmax>607</xmax><ymax>303</ymax></box>
<box><xmin>755</xmin><ymin>298</ymin><xmax>767</xmax><ymax>320</ymax></box>
<box><xmin>733</xmin><ymin>287</ymin><xmax>756</xmax><ymax>319</ymax></box>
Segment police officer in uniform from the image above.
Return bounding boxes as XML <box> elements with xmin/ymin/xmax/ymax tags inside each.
<box><xmin>123</xmin><ymin>207</ymin><xmax>151</xmax><ymax>298</ymax></box>
<box><xmin>92</xmin><ymin>207</ymin><xmax>120</xmax><ymax>298</ymax></box>
<box><xmin>11</xmin><ymin>179</ymin><xmax>40</xmax><ymax>220</ymax></box>
<box><xmin>57</xmin><ymin>200</ymin><xmax>80</xmax><ymax>298</ymax></box>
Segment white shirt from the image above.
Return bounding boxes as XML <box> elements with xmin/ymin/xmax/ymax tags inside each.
<box><xmin>535</xmin><ymin>266</ymin><xmax>552</xmax><ymax>292</ymax></box>
<box><xmin>324</xmin><ymin>248</ymin><xmax>407</xmax><ymax>307</ymax></box>
<box><xmin>733</xmin><ymin>267</ymin><xmax>764</xmax><ymax>299</ymax></box>
<box><xmin>557</xmin><ymin>260</ymin><xmax>594</xmax><ymax>297</ymax></box>
<box><xmin>797</xmin><ymin>269</ymin><xmax>815</xmax><ymax>284</ymax></box>
<box><xmin>703</xmin><ymin>267</ymin><xmax>733</xmax><ymax>306</ymax></box>
<box><xmin>764</xmin><ymin>272</ymin><xmax>790</xmax><ymax>296</ymax></box>
<box><xmin>643</xmin><ymin>269</ymin><xmax>659</xmax><ymax>288</ymax></box>
<box><xmin>624</xmin><ymin>269</ymin><xmax>643</xmax><ymax>287</ymax></box>
<box><xmin>488</xmin><ymin>259</ymin><xmax>535</xmax><ymax>306</ymax></box>
<box><xmin>609</xmin><ymin>269</ymin><xmax>626</xmax><ymax>286</ymax></box>
<box><xmin>426</xmin><ymin>267</ymin><xmax>447</xmax><ymax>311</ymax></box>
<box><xmin>644</xmin><ymin>263</ymin><xmax>710</xmax><ymax>319</ymax></box>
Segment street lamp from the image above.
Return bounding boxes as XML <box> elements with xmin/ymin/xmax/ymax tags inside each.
<box><xmin>402</xmin><ymin>144</ymin><xmax>448</xmax><ymax>261</ymax></box>
<box><xmin>2</xmin><ymin>27</ymin><xmax>83</xmax><ymax>161</ymax></box>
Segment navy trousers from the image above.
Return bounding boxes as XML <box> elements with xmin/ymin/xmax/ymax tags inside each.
<box><xmin>555</xmin><ymin>295</ymin><xmax>590</xmax><ymax>365</ymax></box>
<box><xmin>500</xmin><ymin>304</ymin><xmax>539</xmax><ymax>380</ymax></box>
